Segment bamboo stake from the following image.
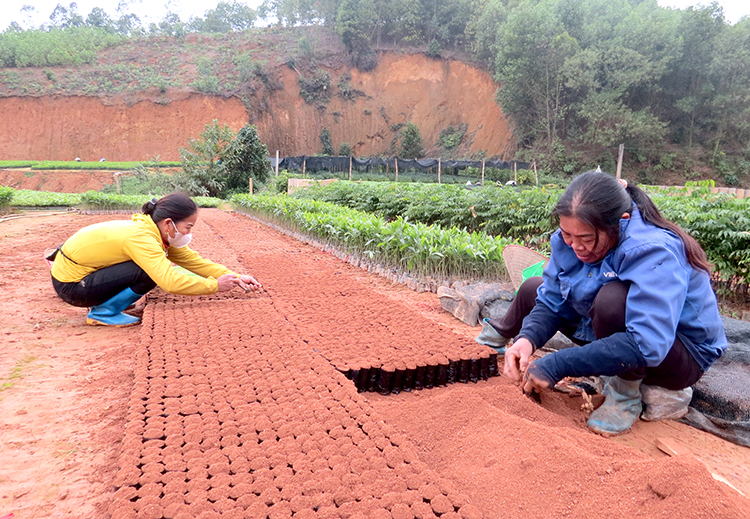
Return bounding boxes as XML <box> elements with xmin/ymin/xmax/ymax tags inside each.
<box><xmin>395</xmin><ymin>158</ymin><xmax>399</xmax><ymax>182</ymax></box>
<box><xmin>275</xmin><ymin>150</ymin><xmax>279</xmax><ymax>176</ymax></box>
<box><xmin>302</xmin><ymin>158</ymin><xmax>306</xmax><ymax>176</ymax></box>
<box><xmin>533</xmin><ymin>160</ymin><xmax>538</xmax><ymax>185</ymax></box>
<box><xmin>514</xmin><ymin>161</ymin><xmax>517</xmax><ymax>183</ymax></box>
<box><xmin>349</xmin><ymin>156</ymin><xmax>352</xmax><ymax>181</ymax></box>
<box><xmin>438</xmin><ymin>158</ymin><xmax>441</xmax><ymax>184</ymax></box>
<box><xmin>481</xmin><ymin>160</ymin><xmax>485</xmax><ymax>184</ymax></box>
<box><xmin>616</xmin><ymin>144</ymin><xmax>624</xmax><ymax>179</ymax></box>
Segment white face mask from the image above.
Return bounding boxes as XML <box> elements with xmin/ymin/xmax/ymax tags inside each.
<box><xmin>168</xmin><ymin>221</ymin><xmax>192</xmax><ymax>248</ymax></box>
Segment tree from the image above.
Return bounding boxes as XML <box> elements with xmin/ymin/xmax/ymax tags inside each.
<box><xmin>86</xmin><ymin>7</ymin><xmax>115</xmax><ymax>32</ymax></box>
<box><xmin>177</xmin><ymin>120</ymin><xmax>236</xmax><ymax>197</ymax></box>
<box><xmin>339</xmin><ymin>142</ymin><xmax>352</xmax><ymax>156</ymax></box>
<box><xmin>49</xmin><ymin>2</ymin><xmax>84</xmax><ymax>28</ymax></box>
<box><xmin>320</xmin><ymin>128</ymin><xmax>334</xmax><ymax>155</ymax></box>
<box><xmin>219</xmin><ymin>124</ymin><xmax>272</xmax><ymax>195</ymax></box>
<box><xmin>397</xmin><ymin>122</ymin><xmax>424</xmax><ymax>159</ymax></box>
<box><xmin>564</xmin><ymin>45</ymin><xmax>667</xmax><ymax>148</ymax></box>
<box><xmin>191</xmin><ymin>1</ymin><xmax>257</xmax><ymax>33</ymax></box>
<box><xmin>176</xmin><ymin>121</ymin><xmax>270</xmax><ymax>197</ymax></box>
<box><xmin>494</xmin><ymin>0</ymin><xmax>578</xmax><ymax>149</ymax></box>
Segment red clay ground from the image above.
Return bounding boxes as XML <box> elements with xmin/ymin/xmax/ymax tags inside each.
<box><xmin>1</xmin><ymin>209</ymin><xmax>749</xmax><ymax>519</ymax></box>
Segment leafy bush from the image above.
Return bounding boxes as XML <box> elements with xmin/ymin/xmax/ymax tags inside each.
<box><xmin>337</xmin><ymin>74</ymin><xmax>365</xmax><ymax>101</ymax></box>
<box><xmin>352</xmin><ymin>46</ymin><xmax>377</xmax><ymax>72</ymax></box>
<box><xmin>177</xmin><ymin>120</ymin><xmax>270</xmax><ymax>198</ymax></box>
<box><xmin>0</xmin><ymin>186</ymin><xmax>13</xmax><ymax>210</ymax></box>
<box><xmin>80</xmin><ymin>191</ymin><xmax>221</xmax><ymax>211</ymax></box>
<box><xmin>320</xmin><ymin>129</ymin><xmax>334</xmax><ymax>155</ymax></box>
<box><xmin>298</xmin><ymin>70</ymin><xmax>332</xmax><ymax>107</ymax></box>
<box><xmin>392</xmin><ymin>122</ymin><xmax>424</xmax><ymax>159</ymax></box>
<box><xmin>339</xmin><ymin>142</ymin><xmax>352</xmax><ymax>156</ymax></box>
<box><xmin>266</xmin><ymin>171</ymin><xmax>296</xmax><ymax>194</ymax></box>
<box><xmin>0</xmin><ymin>161</ymin><xmax>37</xmax><ymax>168</ymax></box>
<box><xmin>439</xmin><ymin>124</ymin><xmax>468</xmax><ymax>150</ymax></box>
<box><xmin>426</xmin><ymin>39</ymin><xmax>441</xmax><ymax>58</ymax></box>
<box><xmin>11</xmin><ymin>190</ymin><xmax>81</xmax><ymax>207</ymax></box>
<box><xmin>0</xmin><ymin>27</ymin><xmax>122</xmax><ymax>67</ymax></box>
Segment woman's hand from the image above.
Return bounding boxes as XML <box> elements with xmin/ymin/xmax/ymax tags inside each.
<box><xmin>217</xmin><ymin>273</ymin><xmax>263</xmax><ymax>292</ymax></box>
<box><xmin>238</xmin><ymin>274</ymin><xmax>262</xmax><ymax>292</ymax></box>
<box><xmin>217</xmin><ymin>274</ymin><xmax>241</xmax><ymax>292</ymax></box>
<box><xmin>503</xmin><ymin>337</ymin><xmax>534</xmax><ymax>383</ymax></box>
<box><xmin>521</xmin><ymin>367</ymin><xmax>552</xmax><ymax>394</ymax></box>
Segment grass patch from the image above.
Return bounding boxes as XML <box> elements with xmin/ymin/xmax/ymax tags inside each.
<box><xmin>0</xmin><ymin>354</ymin><xmax>38</xmax><ymax>392</ymax></box>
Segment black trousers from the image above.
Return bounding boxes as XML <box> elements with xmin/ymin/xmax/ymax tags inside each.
<box><xmin>489</xmin><ymin>277</ymin><xmax>703</xmax><ymax>390</ymax></box>
<box><xmin>52</xmin><ymin>261</ymin><xmax>156</xmax><ymax>308</ymax></box>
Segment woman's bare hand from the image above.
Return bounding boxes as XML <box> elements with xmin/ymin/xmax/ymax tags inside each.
<box><xmin>503</xmin><ymin>338</ymin><xmax>534</xmax><ymax>383</ymax></box>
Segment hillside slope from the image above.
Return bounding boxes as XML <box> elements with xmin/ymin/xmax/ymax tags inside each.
<box><xmin>0</xmin><ymin>30</ymin><xmax>514</xmax><ymax>162</ymax></box>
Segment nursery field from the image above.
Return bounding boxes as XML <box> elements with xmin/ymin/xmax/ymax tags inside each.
<box><xmin>1</xmin><ymin>210</ymin><xmax>749</xmax><ymax>518</ymax></box>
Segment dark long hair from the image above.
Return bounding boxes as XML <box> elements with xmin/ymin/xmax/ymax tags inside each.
<box><xmin>553</xmin><ymin>171</ymin><xmax>711</xmax><ymax>272</ymax></box>
<box><xmin>141</xmin><ymin>193</ymin><xmax>197</xmax><ymax>224</ymax></box>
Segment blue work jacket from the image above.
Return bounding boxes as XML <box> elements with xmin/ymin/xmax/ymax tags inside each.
<box><xmin>518</xmin><ymin>207</ymin><xmax>727</xmax><ymax>371</ymax></box>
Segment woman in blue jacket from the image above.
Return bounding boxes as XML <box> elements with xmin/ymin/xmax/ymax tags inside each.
<box><xmin>481</xmin><ymin>171</ymin><xmax>727</xmax><ymax>435</ymax></box>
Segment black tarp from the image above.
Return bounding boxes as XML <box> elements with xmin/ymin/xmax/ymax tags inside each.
<box><xmin>272</xmin><ymin>156</ymin><xmax>530</xmax><ymax>172</ymax></box>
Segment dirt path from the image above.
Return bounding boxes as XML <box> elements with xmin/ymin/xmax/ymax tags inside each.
<box><xmin>1</xmin><ymin>209</ymin><xmax>748</xmax><ymax>519</ymax></box>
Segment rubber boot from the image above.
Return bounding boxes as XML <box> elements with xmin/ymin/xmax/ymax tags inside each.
<box><xmin>587</xmin><ymin>376</ymin><xmax>642</xmax><ymax>435</ymax></box>
<box><xmin>640</xmin><ymin>385</ymin><xmax>692</xmax><ymax>421</ymax></box>
<box><xmin>86</xmin><ymin>288</ymin><xmax>143</xmax><ymax>327</ymax></box>
<box><xmin>474</xmin><ymin>318</ymin><xmax>510</xmax><ymax>354</ymax></box>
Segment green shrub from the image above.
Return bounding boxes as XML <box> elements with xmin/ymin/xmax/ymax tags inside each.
<box><xmin>80</xmin><ymin>191</ymin><xmax>222</xmax><ymax>211</ymax></box>
<box><xmin>0</xmin><ymin>27</ymin><xmax>122</xmax><ymax>68</ymax></box>
<box><xmin>299</xmin><ymin>70</ymin><xmax>332</xmax><ymax>107</ymax></box>
<box><xmin>0</xmin><ymin>161</ymin><xmax>37</xmax><ymax>168</ymax></box>
<box><xmin>0</xmin><ymin>186</ymin><xmax>14</xmax><ymax>210</ymax></box>
<box><xmin>11</xmin><ymin>190</ymin><xmax>81</xmax><ymax>207</ymax></box>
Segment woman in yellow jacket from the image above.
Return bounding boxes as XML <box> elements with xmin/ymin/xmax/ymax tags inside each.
<box><xmin>50</xmin><ymin>193</ymin><xmax>261</xmax><ymax>326</ymax></box>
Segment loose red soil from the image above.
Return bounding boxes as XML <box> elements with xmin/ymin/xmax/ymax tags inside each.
<box><xmin>1</xmin><ymin>209</ymin><xmax>749</xmax><ymax>519</ymax></box>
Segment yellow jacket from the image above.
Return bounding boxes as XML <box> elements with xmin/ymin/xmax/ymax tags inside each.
<box><xmin>51</xmin><ymin>213</ymin><xmax>235</xmax><ymax>295</ymax></box>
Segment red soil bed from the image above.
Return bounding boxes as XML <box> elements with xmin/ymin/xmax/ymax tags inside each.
<box><xmin>1</xmin><ymin>209</ymin><xmax>749</xmax><ymax>519</ymax></box>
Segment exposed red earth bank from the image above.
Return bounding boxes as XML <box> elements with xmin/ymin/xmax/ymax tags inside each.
<box><xmin>1</xmin><ymin>209</ymin><xmax>749</xmax><ymax>519</ymax></box>
<box><xmin>0</xmin><ymin>54</ymin><xmax>515</xmax><ymax>162</ymax></box>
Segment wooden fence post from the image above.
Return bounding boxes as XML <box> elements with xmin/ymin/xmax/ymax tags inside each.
<box><xmin>438</xmin><ymin>158</ymin><xmax>441</xmax><ymax>184</ymax></box>
<box><xmin>395</xmin><ymin>158</ymin><xmax>399</xmax><ymax>182</ymax></box>
<box><xmin>349</xmin><ymin>156</ymin><xmax>352</xmax><ymax>181</ymax></box>
<box><xmin>533</xmin><ymin>161</ymin><xmax>538</xmax><ymax>185</ymax></box>
<box><xmin>248</xmin><ymin>177</ymin><xmax>253</xmax><ymax>194</ymax></box>
<box><xmin>616</xmin><ymin>144</ymin><xmax>624</xmax><ymax>179</ymax></box>
<box><xmin>275</xmin><ymin>150</ymin><xmax>279</xmax><ymax>176</ymax></box>
<box><xmin>514</xmin><ymin>161</ymin><xmax>517</xmax><ymax>183</ymax></box>
<box><xmin>481</xmin><ymin>160</ymin><xmax>485</xmax><ymax>184</ymax></box>
<box><xmin>302</xmin><ymin>158</ymin><xmax>306</xmax><ymax>176</ymax></box>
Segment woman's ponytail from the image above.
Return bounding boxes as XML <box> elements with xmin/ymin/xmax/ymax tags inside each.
<box><xmin>624</xmin><ymin>183</ymin><xmax>712</xmax><ymax>273</ymax></box>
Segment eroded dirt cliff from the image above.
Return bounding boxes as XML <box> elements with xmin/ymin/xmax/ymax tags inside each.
<box><xmin>0</xmin><ymin>53</ymin><xmax>514</xmax><ymax>162</ymax></box>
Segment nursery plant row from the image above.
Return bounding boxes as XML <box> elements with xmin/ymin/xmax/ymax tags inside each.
<box><xmin>292</xmin><ymin>181</ymin><xmax>750</xmax><ymax>287</ymax></box>
<box><xmin>0</xmin><ymin>188</ymin><xmax>222</xmax><ymax>210</ymax></box>
<box><xmin>291</xmin><ymin>181</ymin><xmax>558</xmax><ymax>247</ymax></box>
<box><xmin>0</xmin><ymin>160</ymin><xmax>181</xmax><ymax>170</ymax></box>
<box><xmin>231</xmin><ymin>194</ymin><xmax>513</xmax><ymax>281</ymax></box>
